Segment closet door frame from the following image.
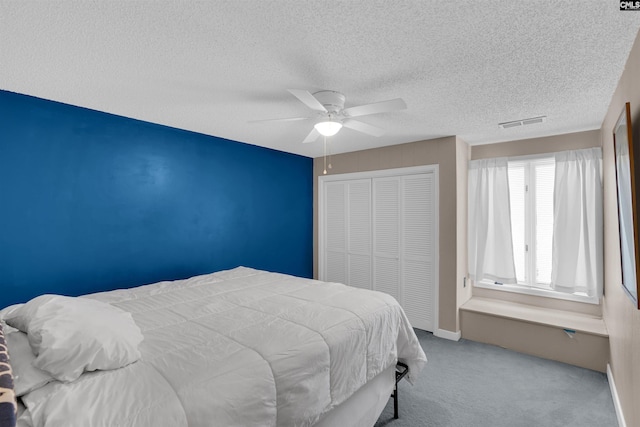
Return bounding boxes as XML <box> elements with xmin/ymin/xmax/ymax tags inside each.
<box><xmin>318</xmin><ymin>165</ymin><xmax>439</xmax><ymax>332</ymax></box>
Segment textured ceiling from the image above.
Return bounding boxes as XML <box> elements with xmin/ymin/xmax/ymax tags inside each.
<box><xmin>1</xmin><ymin>1</ymin><xmax>639</xmax><ymax>158</ymax></box>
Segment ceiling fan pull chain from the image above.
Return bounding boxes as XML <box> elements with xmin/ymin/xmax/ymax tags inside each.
<box><xmin>328</xmin><ymin>137</ymin><xmax>332</xmax><ymax>170</ymax></box>
<box><xmin>323</xmin><ymin>135</ymin><xmax>327</xmax><ymax>175</ymax></box>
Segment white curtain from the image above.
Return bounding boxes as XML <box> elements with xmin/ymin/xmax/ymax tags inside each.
<box><xmin>551</xmin><ymin>148</ymin><xmax>603</xmax><ymax>297</ymax></box>
<box><xmin>468</xmin><ymin>158</ymin><xmax>517</xmax><ymax>284</ymax></box>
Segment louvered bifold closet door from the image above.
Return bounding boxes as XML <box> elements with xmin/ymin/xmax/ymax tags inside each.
<box><xmin>373</xmin><ymin>177</ymin><xmax>401</xmax><ymax>301</ymax></box>
<box><xmin>322</xmin><ymin>168</ymin><xmax>437</xmax><ymax>332</ymax></box>
<box><xmin>324</xmin><ymin>182</ymin><xmax>347</xmax><ymax>283</ymax></box>
<box><xmin>347</xmin><ymin>180</ymin><xmax>372</xmax><ymax>289</ymax></box>
<box><xmin>401</xmin><ymin>174</ymin><xmax>435</xmax><ymax>331</ymax></box>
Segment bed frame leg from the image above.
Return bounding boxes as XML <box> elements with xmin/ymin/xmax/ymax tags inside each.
<box><xmin>393</xmin><ymin>362</ymin><xmax>409</xmax><ymax>420</ymax></box>
<box><xmin>393</xmin><ymin>383</ymin><xmax>399</xmax><ymax>419</ymax></box>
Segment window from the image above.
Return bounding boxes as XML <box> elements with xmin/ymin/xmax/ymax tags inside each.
<box><xmin>470</xmin><ymin>149</ymin><xmax>602</xmax><ymax>304</ymax></box>
<box><xmin>507</xmin><ymin>156</ymin><xmax>556</xmax><ymax>290</ymax></box>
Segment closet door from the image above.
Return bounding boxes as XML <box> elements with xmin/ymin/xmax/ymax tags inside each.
<box><xmin>373</xmin><ymin>173</ymin><xmax>436</xmax><ymax>331</ymax></box>
<box><xmin>323</xmin><ymin>180</ymin><xmax>372</xmax><ymax>288</ymax></box>
<box><xmin>401</xmin><ymin>174</ymin><xmax>436</xmax><ymax>331</ymax></box>
<box><xmin>324</xmin><ymin>182</ymin><xmax>347</xmax><ymax>283</ymax></box>
<box><xmin>373</xmin><ymin>177</ymin><xmax>401</xmax><ymax>300</ymax></box>
<box><xmin>321</xmin><ymin>167</ymin><xmax>437</xmax><ymax>332</ymax></box>
<box><xmin>347</xmin><ymin>180</ymin><xmax>372</xmax><ymax>289</ymax></box>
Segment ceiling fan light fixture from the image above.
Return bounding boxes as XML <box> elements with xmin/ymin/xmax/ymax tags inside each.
<box><xmin>314</xmin><ymin>120</ymin><xmax>343</xmax><ymax>137</ymax></box>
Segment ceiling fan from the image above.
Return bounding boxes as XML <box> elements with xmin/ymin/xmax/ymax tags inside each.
<box><xmin>252</xmin><ymin>89</ymin><xmax>407</xmax><ymax>144</ymax></box>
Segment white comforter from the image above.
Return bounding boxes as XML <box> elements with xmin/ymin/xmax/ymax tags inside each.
<box><xmin>20</xmin><ymin>267</ymin><xmax>427</xmax><ymax>427</ymax></box>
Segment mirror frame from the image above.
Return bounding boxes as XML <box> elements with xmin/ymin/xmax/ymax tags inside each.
<box><xmin>613</xmin><ymin>102</ymin><xmax>640</xmax><ymax>309</ymax></box>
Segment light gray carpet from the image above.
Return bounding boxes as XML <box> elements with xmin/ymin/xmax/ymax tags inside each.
<box><xmin>375</xmin><ymin>330</ymin><xmax>617</xmax><ymax>427</ymax></box>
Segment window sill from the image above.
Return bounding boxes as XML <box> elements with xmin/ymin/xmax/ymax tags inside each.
<box><xmin>474</xmin><ymin>280</ymin><xmax>600</xmax><ymax>305</ymax></box>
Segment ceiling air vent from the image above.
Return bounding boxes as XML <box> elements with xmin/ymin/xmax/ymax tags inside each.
<box><xmin>499</xmin><ymin>116</ymin><xmax>546</xmax><ymax>129</ymax></box>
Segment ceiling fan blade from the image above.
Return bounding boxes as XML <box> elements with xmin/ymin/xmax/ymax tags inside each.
<box><xmin>343</xmin><ymin>119</ymin><xmax>385</xmax><ymax>137</ymax></box>
<box><xmin>288</xmin><ymin>89</ymin><xmax>327</xmax><ymax>112</ymax></box>
<box><xmin>248</xmin><ymin>116</ymin><xmax>309</xmax><ymax>123</ymax></box>
<box><xmin>302</xmin><ymin>128</ymin><xmax>320</xmax><ymax>144</ymax></box>
<box><xmin>343</xmin><ymin>98</ymin><xmax>407</xmax><ymax>118</ymax></box>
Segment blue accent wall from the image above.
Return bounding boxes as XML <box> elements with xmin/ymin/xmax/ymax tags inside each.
<box><xmin>0</xmin><ymin>90</ymin><xmax>313</xmax><ymax>306</ymax></box>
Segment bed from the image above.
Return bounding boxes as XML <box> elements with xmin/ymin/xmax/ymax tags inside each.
<box><xmin>1</xmin><ymin>266</ymin><xmax>427</xmax><ymax>427</ymax></box>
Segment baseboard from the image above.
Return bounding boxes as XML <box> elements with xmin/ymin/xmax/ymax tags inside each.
<box><xmin>607</xmin><ymin>364</ymin><xmax>626</xmax><ymax>427</ymax></box>
<box><xmin>434</xmin><ymin>329</ymin><xmax>461</xmax><ymax>341</ymax></box>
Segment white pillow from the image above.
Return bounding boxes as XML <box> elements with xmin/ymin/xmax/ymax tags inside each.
<box><xmin>5</xmin><ymin>296</ymin><xmax>56</xmax><ymax>333</ymax></box>
<box><xmin>8</xmin><ymin>294</ymin><xmax>144</xmax><ymax>382</ymax></box>
<box><xmin>6</xmin><ymin>331</ymin><xmax>54</xmax><ymax>396</ymax></box>
<box><xmin>0</xmin><ymin>303</ymin><xmax>23</xmax><ymax>319</ymax></box>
